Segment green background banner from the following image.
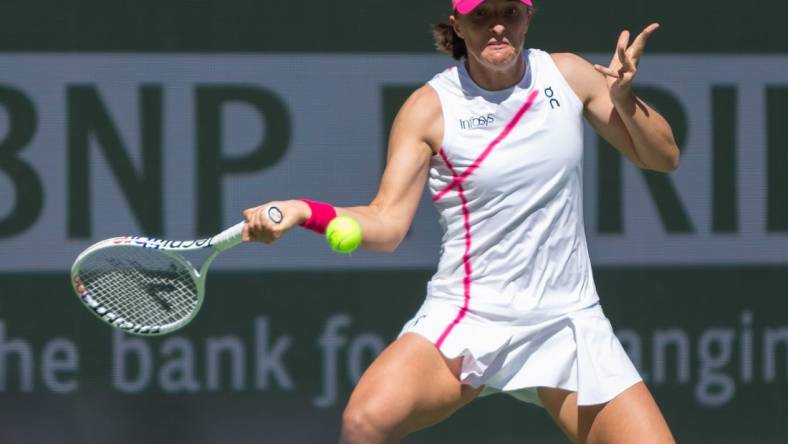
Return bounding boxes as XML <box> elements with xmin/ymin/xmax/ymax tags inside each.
<box><xmin>0</xmin><ymin>0</ymin><xmax>786</xmax><ymax>53</ymax></box>
<box><xmin>2</xmin><ymin>269</ymin><xmax>788</xmax><ymax>443</ymax></box>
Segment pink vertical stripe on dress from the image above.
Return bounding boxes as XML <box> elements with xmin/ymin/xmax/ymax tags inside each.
<box><xmin>432</xmin><ymin>89</ymin><xmax>539</xmax><ymax>349</ymax></box>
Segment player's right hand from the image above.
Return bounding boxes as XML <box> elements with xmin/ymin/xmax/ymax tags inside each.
<box><xmin>242</xmin><ymin>199</ymin><xmax>311</xmax><ymax>244</ymax></box>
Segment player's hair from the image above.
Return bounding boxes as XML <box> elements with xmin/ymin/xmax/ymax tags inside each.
<box><xmin>431</xmin><ymin>6</ymin><xmax>536</xmax><ymax>60</ymax></box>
<box><xmin>431</xmin><ymin>22</ymin><xmax>467</xmax><ymax>60</ymax></box>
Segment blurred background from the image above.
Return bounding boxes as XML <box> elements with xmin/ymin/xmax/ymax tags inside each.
<box><xmin>1</xmin><ymin>0</ymin><xmax>787</xmax><ymax>442</ymax></box>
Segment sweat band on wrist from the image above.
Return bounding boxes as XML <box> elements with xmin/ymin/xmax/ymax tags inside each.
<box><xmin>300</xmin><ymin>199</ymin><xmax>337</xmax><ymax>234</ymax></box>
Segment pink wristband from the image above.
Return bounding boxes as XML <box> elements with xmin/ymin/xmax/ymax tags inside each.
<box><xmin>300</xmin><ymin>199</ymin><xmax>337</xmax><ymax>234</ymax></box>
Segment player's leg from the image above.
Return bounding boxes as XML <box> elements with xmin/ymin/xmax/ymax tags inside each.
<box><xmin>538</xmin><ymin>382</ymin><xmax>675</xmax><ymax>444</ymax></box>
<box><xmin>340</xmin><ymin>332</ymin><xmax>483</xmax><ymax>444</ymax></box>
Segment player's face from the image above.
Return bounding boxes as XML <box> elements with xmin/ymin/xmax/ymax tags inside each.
<box><xmin>452</xmin><ymin>0</ymin><xmax>532</xmax><ymax>69</ymax></box>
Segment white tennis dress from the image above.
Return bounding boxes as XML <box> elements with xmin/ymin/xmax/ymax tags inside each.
<box><xmin>399</xmin><ymin>48</ymin><xmax>641</xmax><ymax>406</ymax></box>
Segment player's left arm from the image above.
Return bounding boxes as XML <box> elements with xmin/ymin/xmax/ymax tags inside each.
<box><xmin>553</xmin><ymin>23</ymin><xmax>680</xmax><ymax>172</ymax></box>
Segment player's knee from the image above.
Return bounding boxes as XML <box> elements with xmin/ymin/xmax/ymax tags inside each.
<box><xmin>340</xmin><ymin>405</ymin><xmax>389</xmax><ymax>444</ymax></box>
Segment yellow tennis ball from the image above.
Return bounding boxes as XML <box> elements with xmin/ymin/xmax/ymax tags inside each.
<box><xmin>325</xmin><ymin>216</ymin><xmax>362</xmax><ymax>254</ymax></box>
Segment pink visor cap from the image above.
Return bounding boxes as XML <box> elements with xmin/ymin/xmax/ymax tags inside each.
<box><xmin>452</xmin><ymin>0</ymin><xmax>533</xmax><ymax>14</ymax></box>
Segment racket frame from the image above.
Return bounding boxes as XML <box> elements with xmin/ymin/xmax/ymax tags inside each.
<box><xmin>71</xmin><ymin>221</ymin><xmax>244</xmax><ymax>336</ymax></box>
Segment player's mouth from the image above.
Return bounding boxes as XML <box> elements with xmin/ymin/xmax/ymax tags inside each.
<box><xmin>486</xmin><ymin>40</ymin><xmax>511</xmax><ymax>49</ymax></box>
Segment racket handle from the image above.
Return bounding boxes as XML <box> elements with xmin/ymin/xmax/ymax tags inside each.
<box><xmin>212</xmin><ymin>221</ymin><xmax>245</xmax><ymax>252</ymax></box>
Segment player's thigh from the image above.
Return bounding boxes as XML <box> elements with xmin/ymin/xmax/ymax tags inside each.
<box><xmin>344</xmin><ymin>332</ymin><xmax>482</xmax><ymax>437</ymax></box>
<box><xmin>538</xmin><ymin>382</ymin><xmax>675</xmax><ymax>444</ymax></box>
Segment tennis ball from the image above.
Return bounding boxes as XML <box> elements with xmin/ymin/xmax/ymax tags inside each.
<box><xmin>325</xmin><ymin>216</ymin><xmax>362</xmax><ymax>254</ymax></box>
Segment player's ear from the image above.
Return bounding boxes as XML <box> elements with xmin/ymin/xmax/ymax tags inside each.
<box><xmin>450</xmin><ymin>14</ymin><xmax>464</xmax><ymax>39</ymax></box>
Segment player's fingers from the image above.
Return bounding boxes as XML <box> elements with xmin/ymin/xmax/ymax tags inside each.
<box><xmin>630</xmin><ymin>23</ymin><xmax>659</xmax><ymax>62</ymax></box>
<box><xmin>620</xmin><ymin>50</ymin><xmax>636</xmax><ymax>73</ymax></box>
<box><xmin>251</xmin><ymin>205</ymin><xmax>270</xmax><ymax>226</ymax></box>
<box><xmin>617</xmin><ymin>44</ymin><xmax>635</xmax><ymax>72</ymax></box>
<box><xmin>632</xmin><ymin>23</ymin><xmax>659</xmax><ymax>47</ymax></box>
<box><xmin>618</xmin><ymin>71</ymin><xmax>634</xmax><ymax>87</ymax></box>
<box><xmin>259</xmin><ymin>205</ymin><xmax>274</xmax><ymax>228</ymax></box>
<box><xmin>633</xmin><ymin>23</ymin><xmax>659</xmax><ymax>51</ymax></box>
<box><xmin>244</xmin><ymin>222</ymin><xmax>267</xmax><ymax>243</ymax></box>
<box><xmin>594</xmin><ymin>64</ymin><xmax>619</xmax><ymax>79</ymax></box>
<box><xmin>242</xmin><ymin>224</ymin><xmax>252</xmax><ymax>242</ymax></box>
<box><xmin>617</xmin><ymin>30</ymin><xmax>630</xmax><ymax>54</ymax></box>
<box><xmin>615</xmin><ymin>31</ymin><xmax>636</xmax><ymax>71</ymax></box>
<box><xmin>243</xmin><ymin>207</ymin><xmax>256</xmax><ymax>222</ymax></box>
<box><xmin>244</xmin><ymin>201</ymin><xmax>294</xmax><ymax>244</ymax></box>
<box><xmin>247</xmin><ymin>206</ymin><xmax>263</xmax><ymax>233</ymax></box>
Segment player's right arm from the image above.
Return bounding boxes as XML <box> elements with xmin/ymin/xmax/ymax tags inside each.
<box><xmin>243</xmin><ymin>85</ymin><xmax>442</xmax><ymax>252</ymax></box>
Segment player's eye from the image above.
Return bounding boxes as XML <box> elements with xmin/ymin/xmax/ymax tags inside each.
<box><xmin>503</xmin><ymin>7</ymin><xmax>519</xmax><ymax>17</ymax></box>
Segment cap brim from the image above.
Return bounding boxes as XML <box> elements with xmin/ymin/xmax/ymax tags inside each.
<box><xmin>455</xmin><ymin>0</ymin><xmax>533</xmax><ymax>15</ymax></box>
<box><xmin>455</xmin><ymin>0</ymin><xmax>485</xmax><ymax>14</ymax></box>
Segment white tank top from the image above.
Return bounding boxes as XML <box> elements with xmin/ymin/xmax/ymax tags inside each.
<box><xmin>426</xmin><ymin>48</ymin><xmax>599</xmax><ymax>322</ymax></box>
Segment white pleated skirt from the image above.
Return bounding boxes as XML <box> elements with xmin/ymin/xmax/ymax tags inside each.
<box><xmin>398</xmin><ymin>298</ymin><xmax>642</xmax><ymax>406</ymax></box>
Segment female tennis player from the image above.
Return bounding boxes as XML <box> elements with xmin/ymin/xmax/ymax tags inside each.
<box><xmin>243</xmin><ymin>0</ymin><xmax>679</xmax><ymax>442</ymax></box>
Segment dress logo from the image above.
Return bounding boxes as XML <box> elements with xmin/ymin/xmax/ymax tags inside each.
<box><xmin>545</xmin><ymin>86</ymin><xmax>561</xmax><ymax>109</ymax></box>
<box><xmin>459</xmin><ymin>113</ymin><xmax>495</xmax><ymax>130</ymax></box>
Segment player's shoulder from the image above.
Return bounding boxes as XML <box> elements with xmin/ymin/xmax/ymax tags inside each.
<box><xmin>399</xmin><ymin>85</ymin><xmax>442</xmax><ymax>122</ymax></box>
<box><xmin>548</xmin><ymin>52</ymin><xmax>601</xmax><ymax>104</ymax></box>
<box><xmin>389</xmin><ymin>85</ymin><xmax>443</xmax><ymax>152</ymax></box>
<box><xmin>549</xmin><ymin>52</ymin><xmax>596</xmax><ymax>76</ymax></box>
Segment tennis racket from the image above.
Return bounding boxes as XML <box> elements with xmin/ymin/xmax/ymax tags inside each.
<box><xmin>70</xmin><ymin>206</ymin><xmax>283</xmax><ymax>336</ymax></box>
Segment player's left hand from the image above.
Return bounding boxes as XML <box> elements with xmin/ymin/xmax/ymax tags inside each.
<box><xmin>594</xmin><ymin>23</ymin><xmax>660</xmax><ymax>104</ymax></box>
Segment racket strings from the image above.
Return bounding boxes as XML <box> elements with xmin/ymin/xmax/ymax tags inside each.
<box><xmin>78</xmin><ymin>246</ymin><xmax>199</xmax><ymax>328</ymax></box>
